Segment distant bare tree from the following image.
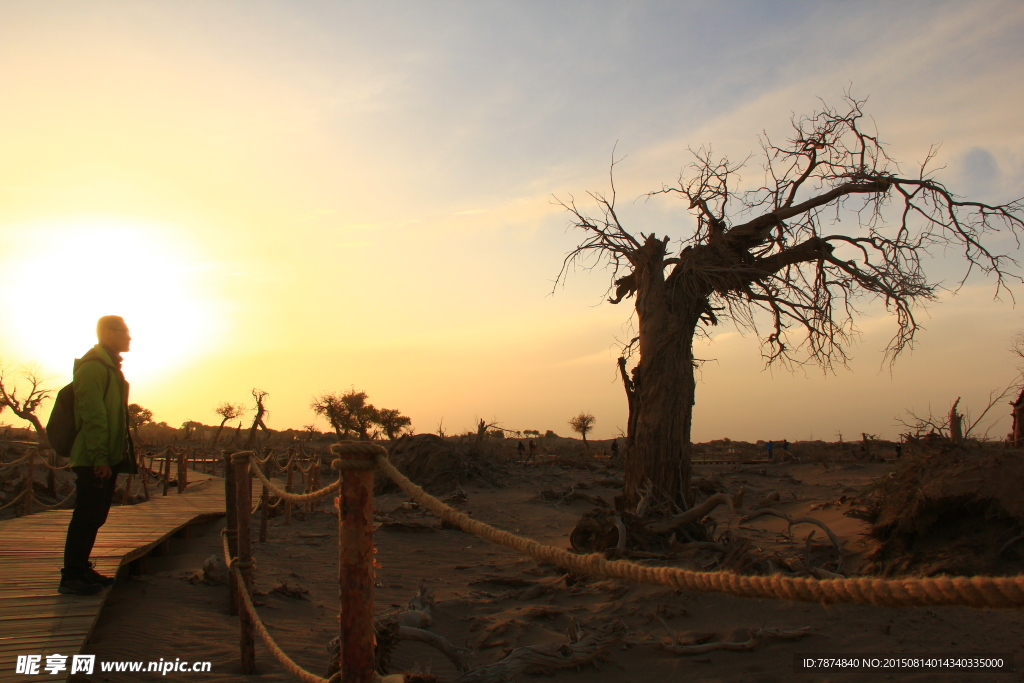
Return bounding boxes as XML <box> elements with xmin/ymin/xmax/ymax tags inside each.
<box><xmin>0</xmin><ymin>364</ymin><xmax>53</xmax><ymax>447</ymax></box>
<box><xmin>557</xmin><ymin>94</ymin><xmax>1024</xmax><ymax>507</ymax></box>
<box><xmin>245</xmin><ymin>389</ymin><xmax>270</xmax><ymax>449</ymax></box>
<box><xmin>568</xmin><ymin>412</ymin><xmax>596</xmax><ymax>450</ymax></box>
<box><xmin>899</xmin><ymin>381</ymin><xmax>1018</xmax><ymax>443</ymax></box>
<box><xmin>1009</xmin><ymin>333</ymin><xmax>1024</xmax><ymax>446</ymax></box>
<box><xmin>212</xmin><ymin>401</ymin><xmax>246</xmax><ymax>448</ymax></box>
<box><xmin>377</xmin><ymin>408</ymin><xmax>412</xmax><ymax>440</ymax></box>
<box><xmin>474</xmin><ymin>418</ymin><xmax>503</xmax><ymax>446</ymax></box>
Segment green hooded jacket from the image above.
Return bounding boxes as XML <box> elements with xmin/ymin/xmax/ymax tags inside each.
<box><xmin>69</xmin><ymin>344</ymin><xmax>137</xmax><ymax>473</ymax></box>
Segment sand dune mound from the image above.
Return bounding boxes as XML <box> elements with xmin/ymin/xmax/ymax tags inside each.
<box><xmin>861</xmin><ymin>445</ymin><xmax>1024</xmax><ymax>577</ymax></box>
<box><xmin>375</xmin><ymin>433</ymin><xmax>502</xmax><ymax>495</ymax></box>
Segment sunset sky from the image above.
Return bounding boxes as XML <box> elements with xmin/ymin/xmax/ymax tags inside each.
<box><xmin>1</xmin><ymin>1</ymin><xmax>1022</xmax><ymax>442</ymax></box>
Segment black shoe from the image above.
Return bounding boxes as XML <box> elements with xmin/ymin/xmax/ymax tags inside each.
<box><xmin>85</xmin><ymin>562</ymin><xmax>116</xmax><ymax>587</ymax></box>
<box><xmin>58</xmin><ymin>575</ymin><xmax>103</xmax><ymax>596</ymax></box>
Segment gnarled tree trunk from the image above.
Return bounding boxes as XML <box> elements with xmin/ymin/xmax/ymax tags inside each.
<box><xmin>620</xmin><ymin>235</ymin><xmax>707</xmax><ymax>509</ymax></box>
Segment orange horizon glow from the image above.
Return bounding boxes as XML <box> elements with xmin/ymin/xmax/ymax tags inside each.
<box><xmin>1</xmin><ymin>3</ymin><xmax>1022</xmax><ymax>442</ymax></box>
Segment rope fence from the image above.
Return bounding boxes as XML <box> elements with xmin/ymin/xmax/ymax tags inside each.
<box><xmin>0</xmin><ymin>448</ymin><xmax>71</xmax><ymax>515</ymax></box>
<box><xmin>375</xmin><ymin>455</ymin><xmax>1024</xmax><ymax>609</ymax></box>
<box><xmin>216</xmin><ymin>442</ymin><xmax>1024</xmax><ymax>683</ymax></box>
<box><xmin>0</xmin><ymin>445</ymin><xmax>163</xmax><ymax>516</ymax></box>
<box><xmin>221</xmin><ymin>444</ymin><xmax>384</xmax><ymax>682</ymax></box>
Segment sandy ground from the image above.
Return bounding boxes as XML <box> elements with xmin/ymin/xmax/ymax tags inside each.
<box><xmin>80</xmin><ymin>459</ymin><xmax>1024</xmax><ymax>683</ymax></box>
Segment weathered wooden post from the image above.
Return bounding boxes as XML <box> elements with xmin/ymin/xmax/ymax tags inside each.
<box><xmin>140</xmin><ymin>459</ymin><xmax>151</xmax><ymax>501</ymax></box>
<box><xmin>306</xmin><ymin>458</ymin><xmax>320</xmax><ymax>514</ymax></box>
<box><xmin>232</xmin><ymin>451</ymin><xmax>256</xmax><ymax>674</ymax></box>
<box><xmin>223</xmin><ymin>450</ymin><xmax>238</xmax><ymax>616</ymax></box>
<box><xmin>284</xmin><ymin>450</ymin><xmax>295</xmax><ymax>525</ymax></box>
<box><xmin>22</xmin><ymin>449</ymin><xmax>35</xmax><ymax>515</ymax></box>
<box><xmin>177</xmin><ymin>449</ymin><xmax>188</xmax><ymax>493</ymax></box>
<box><xmin>46</xmin><ymin>448</ymin><xmax>57</xmax><ymax>497</ymax></box>
<box><xmin>332</xmin><ymin>442</ymin><xmax>385</xmax><ymax>683</ymax></box>
<box><xmin>121</xmin><ymin>475</ymin><xmax>134</xmax><ymax>505</ymax></box>
<box><xmin>259</xmin><ymin>482</ymin><xmax>270</xmax><ymax>543</ymax></box>
<box><xmin>162</xmin><ymin>448</ymin><xmax>171</xmax><ymax>496</ymax></box>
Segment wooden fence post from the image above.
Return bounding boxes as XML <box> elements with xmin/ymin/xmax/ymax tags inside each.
<box><xmin>306</xmin><ymin>458</ymin><xmax>318</xmax><ymax>514</ymax></box>
<box><xmin>46</xmin><ymin>448</ymin><xmax>57</xmax><ymax>497</ymax></box>
<box><xmin>284</xmin><ymin>452</ymin><xmax>295</xmax><ymax>525</ymax></box>
<box><xmin>333</xmin><ymin>443</ymin><xmax>384</xmax><ymax>683</ymax></box>
<box><xmin>177</xmin><ymin>449</ymin><xmax>188</xmax><ymax>493</ymax></box>
<box><xmin>223</xmin><ymin>450</ymin><xmax>238</xmax><ymax>616</ymax></box>
<box><xmin>140</xmin><ymin>461</ymin><xmax>151</xmax><ymax>502</ymax></box>
<box><xmin>259</xmin><ymin>482</ymin><xmax>269</xmax><ymax>543</ymax></box>
<box><xmin>162</xmin><ymin>449</ymin><xmax>171</xmax><ymax>497</ymax></box>
<box><xmin>232</xmin><ymin>451</ymin><xmax>256</xmax><ymax>674</ymax></box>
<box><xmin>22</xmin><ymin>449</ymin><xmax>35</xmax><ymax>515</ymax></box>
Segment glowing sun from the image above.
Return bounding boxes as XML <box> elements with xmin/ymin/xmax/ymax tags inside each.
<box><xmin>1</xmin><ymin>217</ymin><xmax>222</xmax><ymax>383</ymax></box>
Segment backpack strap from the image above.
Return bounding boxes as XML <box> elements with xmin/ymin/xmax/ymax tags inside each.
<box><xmin>78</xmin><ymin>355</ymin><xmax>114</xmax><ymax>400</ymax></box>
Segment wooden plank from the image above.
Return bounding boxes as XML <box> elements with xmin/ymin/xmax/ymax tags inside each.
<box><xmin>0</xmin><ymin>476</ymin><xmax>225</xmax><ymax>668</ymax></box>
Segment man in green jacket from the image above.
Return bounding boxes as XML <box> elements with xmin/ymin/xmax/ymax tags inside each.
<box><xmin>59</xmin><ymin>315</ymin><xmax>138</xmax><ymax>595</ymax></box>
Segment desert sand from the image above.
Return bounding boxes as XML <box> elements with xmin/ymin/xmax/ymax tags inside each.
<box><xmin>73</xmin><ymin>446</ymin><xmax>1024</xmax><ymax>683</ymax></box>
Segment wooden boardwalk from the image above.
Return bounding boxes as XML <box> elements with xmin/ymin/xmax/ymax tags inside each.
<box><xmin>0</xmin><ymin>474</ymin><xmax>225</xmax><ymax>681</ymax></box>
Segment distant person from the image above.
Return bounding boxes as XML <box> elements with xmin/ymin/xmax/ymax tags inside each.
<box><xmin>517</xmin><ymin>441</ymin><xmax>525</xmax><ymax>459</ymax></box>
<box><xmin>610</xmin><ymin>439</ymin><xmax>619</xmax><ymax>459</ymax></box>
<box><xmin>782</xmin><ymin>440</ymin><xmax>789</xmax><ymax>451</ymax></box>
<box><xmin>895</xmin><ymin>443</ymin><xmax>902</xmax><ymax>458</ymax></box>
<box><xmin>766</xmin><ymin>440</ymin><xmax>774</xmax><ymax>459</ymax></box>
<box><xmin>60</xmin><ymin>316</ymin><xmax>138</xmax><ymax>595</ymax></box>
<box><xmin>528</xmin><ymin>440</ymin><xmax>537</xmax><ymax>460</ymax></box>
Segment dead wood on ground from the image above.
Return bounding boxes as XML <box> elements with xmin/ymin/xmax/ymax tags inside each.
<box><xmin>456</xmin><ymin>619</ymin><xmax>626</xmax><ymax>683</ymax></box>
<box><xmin>655</xmin><ymin>619</ymin><xmax>812</xmax><ymax>655</ymax></box>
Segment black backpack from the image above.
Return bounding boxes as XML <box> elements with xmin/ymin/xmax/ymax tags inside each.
<box><xmin>46</xmin><ymin>358</ymin><xmax>112</xmax><ymax>459</ymax></box>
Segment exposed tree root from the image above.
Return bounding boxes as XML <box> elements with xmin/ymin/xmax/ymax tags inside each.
<box><xmin>644</xmin><ymin>491</ymin><xmax>744</xmax><ymax>534</ymax></box>
<box><xmin>456</xmin><ymin>619</ymin><xmax>627</xmax><ymax>683</ymax></box>
<box><xmin>397</xmin><ymin>625</ymin><xmax>467</xmax><ymax>674</ymax></box>
<box><xmin>740</xmin><ymin>508</ymin><xmax>845</xmax><ymax>570</ymax></box>
<box><xmin>656</xmin><ymin>618</ymin><xmax>812</xmax><ymax>655</ymax></box>
<box><xmin>540</xmin><ymin>486</ymin><xmax>610</xmax><ymax>507</ymax></box>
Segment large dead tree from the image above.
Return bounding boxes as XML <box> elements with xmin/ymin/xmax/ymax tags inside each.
<box><xmin>244</xmin><ymin>388</ymin><xmax>270</xmax><ymax>449</ymax></box>
<box><xmin>0</xmin><ymin>365</ymin><xmax>53</xmax><ymax>448</ymax></box>
<box><xmin>557</xmin><ymin>96</ymin><xmax>1024</xmax><ymax>508</ymax></box>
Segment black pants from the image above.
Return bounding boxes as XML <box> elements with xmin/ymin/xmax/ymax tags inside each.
<box><xmin>63</xmin><ymin>466</ymin><xmax>119</xmax><ymax>576</ymax></box>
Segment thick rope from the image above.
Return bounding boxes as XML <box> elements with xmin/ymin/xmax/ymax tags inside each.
<box><xmin>331</xmin><ymin>460</ymin><xmax>376</xmax><ymax>471</ymax></box>
<box><xmin>254</xmin><ymin>450</ymin><xmax>276</xmax><ymax>466</ymax></box>
<box><xmin>0</xmin><ymin>489</ymin><xmax>28</xmax><ymax>511</ymax></box>
<box><xmin>34</xmin><ymin>458</ymin><xmax>72</xmax><ymax>471</ymax></box>
<box><xmin>329</xmin><ymin>442</ymin><xmax>386</xmax><ymax>471</ymax></box>
<box><xmin>330</xmin><ymin>442</ymin><xmax>387</xmax><ymax>456</ymax></box>
<box><xmin>375</xmin><ymin>454</ymin><xmax>1024</xmax><ymax>609</ymax></box>
<box><xmin>220</xmin><ymin>530</ymin><xmax>330</xmax><ymax>683</ymax></box>
<box><xmin>28</xmin><ymin>448</ymin><xmax>72</xmax><ymax>471</ymax></box>
<box><xmin>0</xmin><ymin>452</ymin><xmax>35</xmax><ymax>469</ymax></box>
<box><xmin>244</xmin><ymin>452</ymin><xmax>342</xmax><ymax>503</ymax></box>
<box><xmin>35</xmin><ymin>489</ymin><xmax>76</xmax><ymax>509</ymax></box>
